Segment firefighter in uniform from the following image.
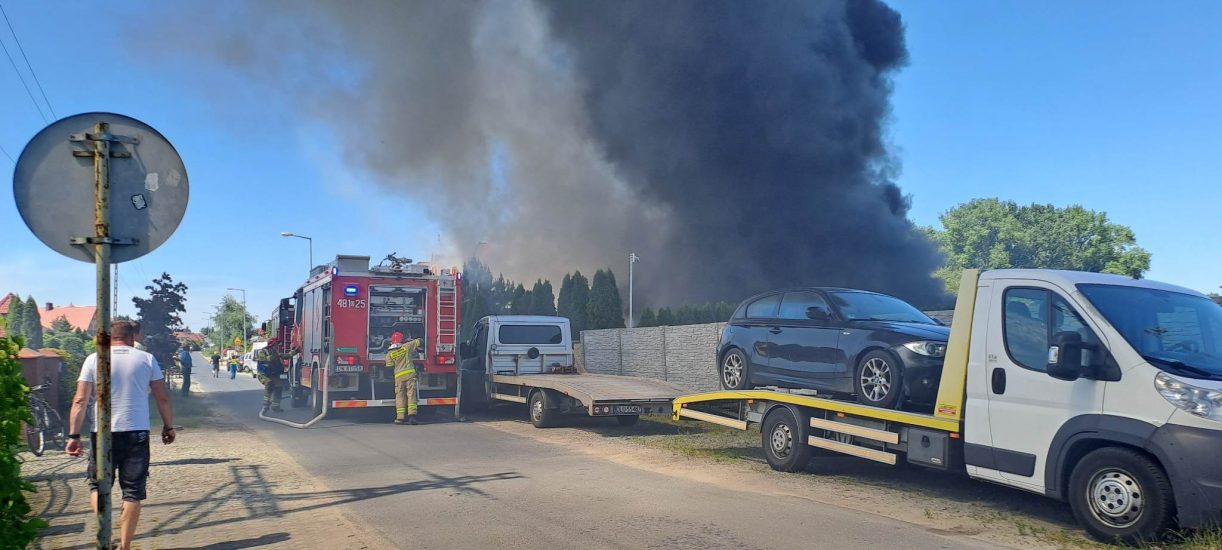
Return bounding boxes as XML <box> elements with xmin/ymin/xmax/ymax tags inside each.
<box><xmin>258</xmin><ymin>341</ymin><xmax>285</xmax><ymax>413</ymax></box>
<box><xmin>387</xmin><ymin>331</ymin><xmax>423</xmax><ymax>425</ymax></box>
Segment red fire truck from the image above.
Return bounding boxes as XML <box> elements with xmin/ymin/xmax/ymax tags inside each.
<box><xmin>285</xmin><ymin>254</ymin><xmax>461</xmax><ymax>415</ymax></box>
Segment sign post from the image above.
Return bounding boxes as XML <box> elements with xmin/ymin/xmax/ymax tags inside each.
<box><xmin>13</xmin><ymin>113</ymin><xmax>188</xmax><ymax>548</ymax></box>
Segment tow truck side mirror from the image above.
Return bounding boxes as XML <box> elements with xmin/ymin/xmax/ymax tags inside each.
<box><xmin>1047</xmin><ymin>331</ymin><xmax>1085</xmax><ymax>381</ymax></box>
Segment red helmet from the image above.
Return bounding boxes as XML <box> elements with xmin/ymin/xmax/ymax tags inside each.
<box><xmin>390</xmin><ymin>332</ymin><xmax>405</xmax><ymax>345</ymax></box>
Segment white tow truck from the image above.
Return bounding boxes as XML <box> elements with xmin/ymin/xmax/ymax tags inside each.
<box><xmin>674</xmin><ymin>269</ymin><xmax>1222</xmax><ymax>544</ymax></box>
<box><xmin>459</xmin><ymin>315</ymin><xmax>684</xmax><ymax>428</ymax></box>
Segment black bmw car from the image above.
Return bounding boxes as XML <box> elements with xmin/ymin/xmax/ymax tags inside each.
<box><xmin>717</xmin><ymin>288</ymin><xmax>949</xmax><ymax>409</ymax></box>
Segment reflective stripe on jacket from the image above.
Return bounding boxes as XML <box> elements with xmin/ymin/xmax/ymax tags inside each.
<box><xmin>387</xmin><ymin>338</ymin><xmax>422</xmax><ymax>378</ymax></box>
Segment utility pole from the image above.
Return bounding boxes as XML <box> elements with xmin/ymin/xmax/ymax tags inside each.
<box><xmin>628</xmin><ymin>252</ymin><xmax>640</xmax><ymax>328</ymax></box>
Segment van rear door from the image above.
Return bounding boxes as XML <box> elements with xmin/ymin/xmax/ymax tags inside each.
<box><xmin>490</xmin><ymin>321</ymin><xmax>572</xmax><ymax>375</ymax></box>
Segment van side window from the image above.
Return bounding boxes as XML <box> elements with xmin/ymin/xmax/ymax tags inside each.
<box><xmin>1004</xmin><ymin>289</ymin><xmax>1050</xmax><ymax>371</ymax></box>
<box><xmin>746</xmin><ymin>294</ymin><xmax>781</xmax><ymax>319</ymax></box>
<box><xmin>1003</xmin><ymin>288</ymin><xmax>1099</xmax><ymax>372</ymax></box>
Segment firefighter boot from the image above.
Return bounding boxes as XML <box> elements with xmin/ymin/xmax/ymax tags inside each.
<box><xmin>408</xmin><ymin>415</ymin><xmax>418</xmax><ymax>425</ymax></box>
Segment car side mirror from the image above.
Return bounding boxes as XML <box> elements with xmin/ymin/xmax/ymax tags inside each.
<box><xmin>1047</xmin><ymin>331</ymin><xmax>1086</xmax><ymax>381</ymax></box>
<box><xmin>806</xmin><ymin>306</ymin><xmax>831</xmax><ymax>321</ymax></box>
<box><xmin>460</xmin><ymin>342</ymin><xmax>473</xmax><ymax>358</ymax></box>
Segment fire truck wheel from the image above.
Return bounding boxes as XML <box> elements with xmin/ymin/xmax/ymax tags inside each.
<box><xmin>311</xmin><ymin>370</ymin><xmax>323</xmax><ymax>415</ymax></box>
<box><xmin>529</xmin><ymin>390</ymin><xmax>558</xmax><ymax>429</ymax></box>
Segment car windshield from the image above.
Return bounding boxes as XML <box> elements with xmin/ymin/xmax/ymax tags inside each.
<box><xmin>1078</xmin><ymin>284</ymin><xmax>1222</xmax><ymax>379</ymax></box>
<box><xmin>827</xmin><ymin>292</ymin><xmax>936</xmax><ymax>324</ymax></box>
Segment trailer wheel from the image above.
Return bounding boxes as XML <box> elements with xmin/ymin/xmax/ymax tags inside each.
<box><xmin>1068</xmin><ymin>447</ymin><xmax>1176</xmax><ymax>545</ymax></box>
<box><xmin>529</xmin><ymin>390</ymin><xmax>558</xmax><ymax>429</ymax></box>
<box><xmin>616</xmin><ymin>415</ymin><xmax>640</xmax><ymax>427</ymax></box>
<box><xmin>762</xmin><ymin>407</ymin><xmax>812</xmax><ymax>473</ymax></box>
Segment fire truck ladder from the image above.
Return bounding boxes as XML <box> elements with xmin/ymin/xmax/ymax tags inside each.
<box><xmin>436</xmin><ymin>276</ymin><xmax>458</xmax><ymax>354</ymax></box>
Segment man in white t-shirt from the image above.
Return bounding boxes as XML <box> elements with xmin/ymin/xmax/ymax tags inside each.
<box><xmin>65</xmin><ymin>320</ymin><xmax>176</xmax><ymax>550</ymax></box>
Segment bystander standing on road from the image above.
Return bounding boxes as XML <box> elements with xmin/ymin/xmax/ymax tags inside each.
<box><xmin>177</xmin><ymin>344</ymin><xmax>193</xmax><ymax>396</ymax></box>
<box><xmin>228</xmin><ymin>356</ymin><xmax>238</xmax><ymax>379</ymax></box>
<box><xmin>65</xmin><ymin>320</ymin><xmax>176</xmax><ymax>550</ymax></box>
<box><xmin>211</xmin><ymin>352</ymin><xmax>221</xmax><ymax>378</ymax></box>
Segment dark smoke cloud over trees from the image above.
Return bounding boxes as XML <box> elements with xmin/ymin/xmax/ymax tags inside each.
<box><xmin>145</xmin><ymin>0</ymin><xmax>946</xmax><ymax>307</ymax></box>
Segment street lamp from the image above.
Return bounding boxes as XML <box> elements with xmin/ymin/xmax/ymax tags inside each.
<box><xmin>280</xmin><ymin>231</ymin><xmax>313</xmax><ymax>274</ymax></box>
<box><xmin>628</xmin><ymin>252</ymin><xmax>640</xmax><ymax>328</ymax></box>
<box><xmin>227</xmin><ymin>287</ymin><xmax>247</xmax><ymax>354</ymax></box>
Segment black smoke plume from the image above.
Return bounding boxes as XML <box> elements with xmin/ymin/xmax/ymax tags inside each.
<box><xmin>143</xmin><ymin>0</ymin><xmax>946</xmax><ymax>308</ymax></box>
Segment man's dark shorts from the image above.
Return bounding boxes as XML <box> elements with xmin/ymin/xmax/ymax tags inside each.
<box><xmin>87</xmin><ymin>431</ymin><xmax>151</xmax><ymax>502</ymax></box>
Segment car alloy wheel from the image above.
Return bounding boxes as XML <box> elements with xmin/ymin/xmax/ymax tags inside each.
<box><xmin>859</xmin><ymin>357</ymin><xmax>892</xmax><ymax>402</ymax></box>
<box><xmin>722</xmin><ymin>353</ymin><xmax>743</xmax><ymax>388</ymax></box>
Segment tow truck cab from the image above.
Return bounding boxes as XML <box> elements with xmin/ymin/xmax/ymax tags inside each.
<box><xmin>675</xmin><ymin>269</ymin><xmax>1222</xmax><ymax>543</ymax></box>
<box><xmin>961</xmin><ymin>269</ymin><xmax>1222</xmax><ymax>539</ymax></box>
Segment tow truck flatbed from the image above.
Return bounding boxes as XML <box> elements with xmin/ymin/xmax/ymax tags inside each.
<box><xmin>491</xmin><ymin>373</ymin><xmax>683</xmax><ymax>416</ymax></box>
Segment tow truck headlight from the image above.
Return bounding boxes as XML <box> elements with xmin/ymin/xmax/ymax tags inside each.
<box><xmin>902</xmin><ymin>341</ymin><xmax>946</xmax><ymax>358</ymax></box>
<box><xmin>1155</xmin><ymin>372</ymin><xmax>1222</xmax><ymax>421</ymax></box>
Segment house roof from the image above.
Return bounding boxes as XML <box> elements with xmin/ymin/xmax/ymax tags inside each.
<box><xmin>18</xmin><ymin>347</ymin><xmax>62</xmax><ymax>359</ymax></box>
<box><xmin>176</xmin><ymin>332</ymin><xmax>205</xmax><ymax>343</ymax></box>
<box><xmin>37</xmin><ymin>305</ymin><xmax>97</xmax><ymax>332</ymax></box>
<box><xmin>0</xmin><ymin>293</ymin><xmax>15</xmax><ymax>315</ymax></box>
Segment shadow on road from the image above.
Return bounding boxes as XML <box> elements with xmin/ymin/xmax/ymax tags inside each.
<box><xmin>159</xmin><ymin>532</ymin><xmax>291</xmax><ymax>549</ymax></box>
<box><xmin>151</xmin><ymin>457</ymin><xmax>241</xmax><ymax>467</ymax></box>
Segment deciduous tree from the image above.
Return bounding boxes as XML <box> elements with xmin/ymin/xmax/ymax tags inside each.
<box><xmin>928</xmin><ymin>199</ymin><xmax>1151</xmax><ymax>293</ymax></box>
<box><xmin>131</xmin><ymin>273</ymin><xmax>188</xmax><ymax>366</ymax></box>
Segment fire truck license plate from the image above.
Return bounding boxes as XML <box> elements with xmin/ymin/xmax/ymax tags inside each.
<box><xmin>613</xmin><ymin>405</ymin><xmax>643</xmax><ymax>415</ymax></box>
<box><xmin>334</xmin><ymin>364</ymin><xmax>363</xmax><ymax>373</ymax></box>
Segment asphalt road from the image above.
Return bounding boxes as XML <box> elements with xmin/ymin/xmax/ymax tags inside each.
<box><xmin>188</xmin><ymin>355</ymin><xmax>994</xmax><ymax>549</ymax></box>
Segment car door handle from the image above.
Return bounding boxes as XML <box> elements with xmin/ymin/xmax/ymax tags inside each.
<box><xmin>769</xmin><ymin>327</ymin><xmax>782</xmax><ymax>335</ymax></box>
<box><xmin>991</xmin><ymin>368</ymin><xmax>1007</xmax><ymax>395</ymax></box>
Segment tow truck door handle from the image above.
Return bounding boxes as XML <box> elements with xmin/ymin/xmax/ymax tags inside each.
<box><xmin>769</xmin><ymin>327</ymin><xmax>782</xmax><ymax>335</ymax></box>
<box><xmin>991</xmin><ymin>368</ymin><xmax>1007</xmax><ymax>395</ymax></box>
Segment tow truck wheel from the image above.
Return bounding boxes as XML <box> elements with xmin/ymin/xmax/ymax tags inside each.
<box><xmin>762</xmin><ymin>407</ymin><xmax>812</xmax><ymax>473</ymax></box>
<box><xmin>529</xmin><ymin>390</ymin><xmax>558</xmax><ymax>429</ymax></box>
<box><xmin>1068</xmin><ymin>447</ymin><xmax>1175</xmax><ymax>545</ymax></box>
<box><xmin>616</xmin><ymin>415</ymin><xmax>640</xmax><ymax>427</ymax></box>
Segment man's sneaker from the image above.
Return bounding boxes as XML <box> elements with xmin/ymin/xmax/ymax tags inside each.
<box><xmin>408</xmin><ymin>416</ymin><xmax>419</xmax><ymax>425</ymax></box>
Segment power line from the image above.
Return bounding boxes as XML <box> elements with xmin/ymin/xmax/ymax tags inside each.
<box><xmin>0</xmin><ymin>3</ymin><xmax>53</xmax><ymax>119</ymax></box>
<box><xmin>0</xmin><ymin>24</ymin><xmax>44</xmax><ymax>122</ymax></box>
<box><xmin>0</xmin><ymin>142</ymin><xmax>13</xmax><ymax>164</ymax></box>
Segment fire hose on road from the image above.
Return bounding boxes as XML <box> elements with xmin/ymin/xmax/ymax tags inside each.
<box><xmin>259</xmin><ymin>357</ymin><xmax>332</xmax><ymax>429</ymax></box>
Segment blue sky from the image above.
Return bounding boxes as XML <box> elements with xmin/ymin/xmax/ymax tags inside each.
<box><xmin>1</xmin><ymin>1</ymin><xmax>1219</xmax><ymax>333</ymax></box>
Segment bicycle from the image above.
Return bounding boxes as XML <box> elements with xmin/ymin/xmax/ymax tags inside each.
<box><xmin>26</xmin><ymin>382</ymin><xmax>66</xmax><ymax>456</ymax></box>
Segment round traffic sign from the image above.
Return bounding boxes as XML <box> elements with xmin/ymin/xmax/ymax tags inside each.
<box><xmin>12</xmin><ymin>112</ymin><xmax>188</xmax><ymax>263</ymax></box>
